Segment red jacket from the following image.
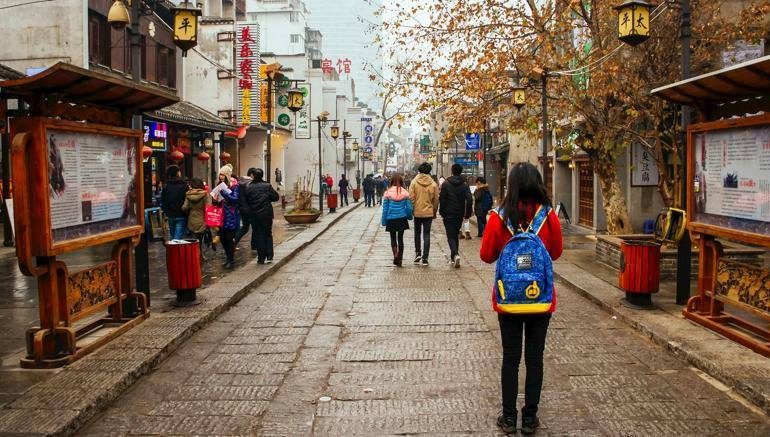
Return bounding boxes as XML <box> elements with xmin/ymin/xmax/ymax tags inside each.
<box><xmin>480</xmin><ymin>203</ymin><xmax>563</xmax><ymax>313</ymax></box>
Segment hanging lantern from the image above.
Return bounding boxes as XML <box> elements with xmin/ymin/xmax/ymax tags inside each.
<box><xmin>197</xmin><ymin>151</ymin><xmax>210</xmax><ymax>162</ymax></box>
<box><xmin>172</xmin><ymin>1</ymin><xmax>202</xmax><ymax>57</ymax></box>
<box><xmin>287</xmin><ymin>88</ymin><xmax>304</xmax><ymax>112</ymax></box>
<box><xmin>107</xmin><ymin>0</ymin><xmax>130</xmax><ymax>29</ymax></box>
<box><xmin>330</xmin><ymin>126</ymin><xmax>340</xmax><ymax>139</ymax></box>
<box><xmin>352</xmin><ymin>140</ymin><xmax>359</xmax><ymax>151</ymax></box>
<box><xmin>219</xmin><ymin>151</ymin><xmax>231</xmax><ymax>162</ymax></box>
<box><xmin>614</xmin><ymin>0</ymin><xmax>653</xmax><ymax>46</ymax></box>
<box><xmin>512</xmin><ymin>86</ymin><xmax>526</xmax><ymax>109</ymax></box>
<box><xmin>169</xmin><ymin>149</ymin><xmax>184</xmax><ymax>162</ymax></box>
<box><xmin>142</xmin><ymin>145</ymin><xmax>153</xmax><ymax>160</ymax></box>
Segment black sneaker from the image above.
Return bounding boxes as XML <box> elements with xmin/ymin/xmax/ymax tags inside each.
<box><xmin>521</xmin><ymin>415</ymin><xmax>540</xmax><ymax>435</ymax></box>
<box><xmin>413</xmin><ymin>255</ymin><xmax>422</xmax><ymax>264</ymax></box>
<box><xmin>421</xmin><ymin>259</ymin><xmax>429</xmax><ymax>266</ymax></box>
<box><xmin>496</xmin><ymin>415</ymin><xmax>517</xmax><ymax>434</ymax></box>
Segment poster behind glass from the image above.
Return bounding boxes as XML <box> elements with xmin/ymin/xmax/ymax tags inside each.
<box><xmin>692</xmin><ymin>125</ymin><xmax>770</xmax><ymax>236</ymax></box>
<box><xmin>47</xmin><ymin>129</ymin><xmax>139</xmax><ymax>243</ymax></box>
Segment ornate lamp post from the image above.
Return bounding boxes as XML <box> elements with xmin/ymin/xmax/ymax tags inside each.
<box><xmin>615</xmin><ymin>0</ymin><xmax>691</xmax><ymax>304</ymax></box>
<box><xmin>310</xmin><ymin>112</ymin><xmax>338</xmax><ymax>213</ymax></box>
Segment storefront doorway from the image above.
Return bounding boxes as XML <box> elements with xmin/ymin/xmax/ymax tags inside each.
<box><xmin>577</xmin><ymin>160</ymin><xmax>594</xmax><ymax>227</ymax></box>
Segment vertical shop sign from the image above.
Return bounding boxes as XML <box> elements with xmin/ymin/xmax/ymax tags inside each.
<box><xmin>236</xmin><ymin>23</ymin><xmax>260</xmax><ymax>126</ymax></box>
<box><xmin>294</xmin><ymin>83</ymin><xmax>311</xmax><ymax>139</ymax></box>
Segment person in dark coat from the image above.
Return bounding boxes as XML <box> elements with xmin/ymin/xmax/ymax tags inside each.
<box><xmin>439</xmin><ymin>164</ymin><xmax>473</xmax><ymax>268</ymax></box>
<box><xmin>473</xmin><ymin>176</ymin><xmax>493</xmax><ymax>237</ymax></box>
<box><xmin>362</xmin><ymin>174</ymin><xmax>376</xmax><ymax>207</ymax></box>
<box><xmin>339</xmin><ymin>174</ymin><xmax>350</xmax><ymax>206</ymax></box>
<box><xmin>241</xmin><ymin>168</ymin><xmax>279</xmax><ymax>264</ymax></box>
<box><xmin>161</xmin><ymin>165</ymin><xmax>188</xmax><ymax>240</ymax></box>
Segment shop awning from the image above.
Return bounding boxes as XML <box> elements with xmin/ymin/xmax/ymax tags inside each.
<box><xmin>146</xmin><ymin>101</ymin><xmax>235</xmax><ymax>132</ymax></box>
<box><xmin>0</xmin><ymin>62</ymin><xmax>178</xmax><ymax>111</ymax></box>
<box><xmin>651</xmin><ymin>55</ymin><xmax>770</xmax><ymax>105</ymax></box>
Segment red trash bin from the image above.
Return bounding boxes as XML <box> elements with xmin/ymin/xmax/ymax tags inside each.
<box><xmin>166</xmin><ymin>239</ymin><xmax>202</xmax><ymax>305</ymax></box>
<box><xmin>326</xmin><ymin>193</ymin><xmax>338</xmax><ymax>213</ymax></box>
<box><xmin>619</xmin><ymin>239</ymin><xmax>661</xmax><ymax>308</ymax></box>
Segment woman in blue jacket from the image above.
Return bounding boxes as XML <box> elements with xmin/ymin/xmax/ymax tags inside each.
<box><xmin>215</xmin><ymin>164</ymin><xmax>240</xmax><ymax>269</ymax></box>
<box><xmin>381</xmin><ymin>174</ymin><xmax>413</xmax><ymax>266</ymax></box>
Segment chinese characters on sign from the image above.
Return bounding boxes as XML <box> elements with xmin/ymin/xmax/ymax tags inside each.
<box><xmin>236</xmin><ymin>23</ymin><xmax>260</xmax><ymax>126</ymax></box>
<box><xmin>294</xmin><ymin>84</ymin><xmax>311</xmax><ymax>139</ymax></box>
<box><xmin>321</xmin><ymin>58</ymin><xmax>352</xmax><ymax>75</ymax></box>
<box><xmin>631</xmin><ymin>142</ymin><xmax>659</xmax><ymax>186</ymax></box>
<box><xmin>143</xmin><ymin>121</ymin><xmax>168</xmax><ymax>150</ymax></box>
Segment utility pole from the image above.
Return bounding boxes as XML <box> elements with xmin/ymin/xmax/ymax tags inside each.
<box><xmin>265</xmin><ymin>75</ymin><xmax>272</xmax><ymax>183</ymax></box>
<box><xmin>130</xmin><ymin>0</ymin><xmax>148</xmax><ymax>311</ymax></box>
<box><xmin>676</xmin><ymin>0</ymin><xmax>692</xmax><ymax>305</ymax></box>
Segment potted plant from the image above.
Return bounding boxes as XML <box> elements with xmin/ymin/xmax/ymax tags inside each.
<box><xmin>285</xmin><ymin>171</ymin><xmax>321</xmax><ymax>224</ymax></box>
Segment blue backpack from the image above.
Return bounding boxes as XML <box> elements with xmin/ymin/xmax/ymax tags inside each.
<box><xmin>494</xmin><ymin>206</ymin><xmax>554</xmax><ymax>314</ymax></box>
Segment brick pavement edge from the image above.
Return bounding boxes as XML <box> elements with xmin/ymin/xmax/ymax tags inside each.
<box><xmin>0</xmin><ymin>202</ymin><xmax>361</xmax><ymax>437</ymax></box>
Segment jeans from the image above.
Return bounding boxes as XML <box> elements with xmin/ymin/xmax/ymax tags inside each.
<box><xmin>413</xmin><ymin>217</ymin><xmax>432</xmax><ymax>261</ymax></box>
<box><xmin>168</xmin><ymin>217</ymin><xmax>187</xmax><ymax>240</ymax></box>
<box><xmin>498</xmin><ymin>313</ymin><xmax>551</xmax><ymax>418</ymax></box>
<box><xmin>235</xmin><ymin>214</ymin><xmax>253</xmax><ymax>246</ymax></box>
<box><xmin>389</xmin><ymin>230</ymin><xmax>404</xmax><ymax>254</ymax></box>
<box><xmin>442</xmin><ymin>217</ymin><xmax>462</xmax><ymax>259</ymax></box>
<box><xmin>251</xmin><ymin>216</ymin><xmax>274</xmax><ymax>262</ymax></box>
<box><xmin>376</xmin><ymin>192</ymin><xmax>383</xmax><ymax>204</ymax></box>
<box><xmin>476</xmin><ymin>213</ymin><xmax>487</xmax><ymax>237</ymax></box>
<box><xmin>364</xmin><ymin>192</ymin><xmax>374</xmax><ymax>207</ymax></box>
<box><xmin>220</xmin><ymin>229</ymin><xmax>236</xmax><ymax>263</ymax></box>
<box><xmin>340</xmin><ymin>191</ymin><xmax>349</xmax><ymax>206</ymax></box>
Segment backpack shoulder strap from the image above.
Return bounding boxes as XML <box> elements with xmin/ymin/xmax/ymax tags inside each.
<box><xmin>494</xmin><ymin>207</ymin><xmax>516</xmax><ymax>236</ymax></box>
<box><xmin>527</xmin><ymin>205</ymin><xmax>551</xmax><ymax>235</ymax></box>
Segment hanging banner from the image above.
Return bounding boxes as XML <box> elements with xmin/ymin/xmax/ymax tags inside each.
<box><xmin>236</xmin><ymin>23</ymin><xmax>260</xmax><ymax>126</ymax></box>
<box><xmin>294</xmin><ymin>83</ymin><xmax>311</xmax><ymax>139</ymax></box>
<box><xmin>465</xmin><ymin>133</ymin><xmax>480</xmax><ymax>150</ymax></box>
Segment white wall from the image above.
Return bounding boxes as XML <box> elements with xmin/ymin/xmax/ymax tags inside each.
<box><xmin>0</xmin><ymin>0</ymin><xmax>86</xmax><ymax>73</ymax></box>
<box><xmin>181</xmin><ymin>20</ymin><xmax>235</xmax><ymax>115</ymax></box>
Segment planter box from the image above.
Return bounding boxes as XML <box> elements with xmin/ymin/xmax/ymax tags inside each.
<box><xmin>284</xmin><ymin>212</ymin><xmax>321</xmax><ymax>224</ymax></box>
<box><xmin>596</xmin><ymin>234</ymin><xmax>765</xmax><ymax>279</ymax></box>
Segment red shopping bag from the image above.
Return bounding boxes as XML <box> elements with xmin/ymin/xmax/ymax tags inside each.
<box><xmin>205</xmin><ymin>205</ymin><xmax>224</xmax><ymax>227</ymax></box>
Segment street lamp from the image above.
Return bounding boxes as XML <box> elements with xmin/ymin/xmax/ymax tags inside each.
<box><xmin>341</xmin><ymin>131</ymin><xmax>354</xmax><ymax>183</ymax></box>
<box><xmin>614</xmin><ymin>0</ymin><xmax>653</xmax><ymax>46</ymax></box>
<box><xmin>352</xmin><ymin>139</ymin><xmax>361</xmax><ymax>188</ymax></box>
<box><xmin>287</xmin><ymin>88</ymin><xmax>304</xmax><ymax>112</ymax></box>
<box><xmin>616</xmin><ymin>0</ymin><xmax>692</xmax><ymax>305</ymax></box>
<box><xmin>507</xmin><ymin>72</ymin><xmax>526</xmax><ymax>110</ymax></box>
<box><xmin>310</xmin><ymin>112</ymin><xmax>338</xmax><ymax>213</ymax></box>
<box><xmin>108</xmin><ymin>0</ymin><xmax>201</xmax><ymax>56</ymax></box>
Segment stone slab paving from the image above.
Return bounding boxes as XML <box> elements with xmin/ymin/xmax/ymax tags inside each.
<box><xmin>76</xmin><ymin>207</ymin><xmax>769</xmax><ymax>436</ymax></box>
<box><xmin>0</xmin><ymin>203</ymin><xmax>360</xmax><ymax>437</ymax></box>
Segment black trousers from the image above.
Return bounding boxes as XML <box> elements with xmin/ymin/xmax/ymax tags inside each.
<box><xmin>442</xmin><ymin>217</ymin><xmax>462</xmax><ymax>258</ymax></box>
<box><xmin>413</xmin><ymin>217</ymin><xmax>432</xmax><ymax>260</ymax></box>
<box><xmin>220</xmin><ymin>228</ymin><xmax>237</xmax><ymax>263</ymax></box>
<box><xmin>251</xmin><ymin>216</ymin><xmax>274</xmax><ymax>262</ymax></box>
<box><xmin>235</xmin><ymin>213</ymin><xmax>253</xmax><ymax>246</ymax></box>
<box><xmin>389</xmin><ymin>230</ymin><xmax>404</xmax><ymax>254</ymax></box>
<box><xmin>498</xmin><ymin>313</ymin><xmax>551</xmax><ymax>418</ymax></box>
<box><xmin>340</xmin><ymin>192</ymin><xmax>349</xmax><ymax>206</ymax></box>
<box><xmin>476</xmin><ymin>213</ymin><xmax>487</xmax><ymax>237</ymax></box>
<box><xmin>364</xmin><ymin>192</ymin><xmax>374</xmax><ymax>207</ymax></box>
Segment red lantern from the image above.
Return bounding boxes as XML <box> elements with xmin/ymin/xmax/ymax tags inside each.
<box><xmin>196</xmin><ymin>151</ymin><xmax>210</xmax><ymax>162</ymax></box>
<box><xmin>170</xmin><ymin>149</ymin><xmax>184</xmax><ymax>162</ymax></box>
<box><xmin>219</xmin><ymin>151</ymin><xmax>231</xmax><ymax>162</ymax></box>
<box><xmin>142</xmin><ymin>146</ymin><xmax>153</xmax><ymax>160</ymax></box>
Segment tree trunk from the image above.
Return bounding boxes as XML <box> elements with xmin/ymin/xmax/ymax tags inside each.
<box><xmin>594</xmin><ymin>160</ymin><xmax>633</xmax><ymax>234</ymax></box>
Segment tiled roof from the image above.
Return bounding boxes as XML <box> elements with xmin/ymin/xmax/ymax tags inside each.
<box><xmin>146</xmin><ymin>101</ymin><xmax>235</xmax><ymax>132</ymax></box>
<box><xmin>0</xmin><ymin>64</ymin><xmax>23</xmax><ymax>81</ymax></box>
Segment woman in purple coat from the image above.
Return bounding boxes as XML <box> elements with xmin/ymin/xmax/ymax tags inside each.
<box><xmin>215</xmin><ymin>164</ymin><xmax>240</xmax><ymax>269</ymax></box>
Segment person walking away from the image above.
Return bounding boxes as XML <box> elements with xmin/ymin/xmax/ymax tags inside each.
<box><xmin>409</xmin><ymin>162</ymin><xmax>439</xmax><ymax>265</ymax></box>
<box><xmin>242</xmin><ymin>168</ymin><xmax>279</xmax><ymax>264</ymax></box>
<box><xmin>439</xmin><ymin>164</ymin><xmax>472</xmax><ymax>268</ymax></box>
<box><xmin>362</xmin><ymin>174</ymin><xmax>376</xmax><ymax>207</ymax></box>
<box><xmin>181</xmin><ymin>178</ymin><xmax>211</xmax><ymax>259</ymax></box>
<box><xmin>381</xmin><ymin>174</ymin><xmax>413</xmax><ymax>267</ymax></box>
<box><xmin>375</xmin><ymin>176</ymin><xmax>386</xmax><ymax>205</ymax></box>
<box><xmin>161</xmin><ymin>165</ymin><xmax>188</xmax><ymax>240</ymax></box>
<box><xmin>473</xmin><ymin>177</ymin><xmax>493</xmax><ymax>237</ymax></box>
<box><xmin>235</xmin><ymin>172</ymin><xmax>254</xmax><ymax>248</ymax></box>
<box><xmin>480</xmin><ymin>162</ymin><xmax>562</xmax><ymax>435</ymax></box>
<box><xmin>339</xmin><ymin>174</ymin><xmax>350</xmax><ymax>206</ymax></box>
<box><xmin>214</xmin><ymin>164</ymin><xmax>240</xmax><ymax>269</ymax></box>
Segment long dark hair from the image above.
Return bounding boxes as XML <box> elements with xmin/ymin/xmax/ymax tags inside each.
<box><xmin>389</xmin><ymin>174</ymin><xmax>404</xmax><ymax>194</ymax></box>
<box><xmin>500</xmin><ymin>162</ymin><xmax>550</xmax><ymax>227</ymax></box>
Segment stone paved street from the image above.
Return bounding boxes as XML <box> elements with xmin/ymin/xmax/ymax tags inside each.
<box><xmin>78</xmin><ymin>206</ymin><xmax>770</xmax><ymax>436</ymax></box>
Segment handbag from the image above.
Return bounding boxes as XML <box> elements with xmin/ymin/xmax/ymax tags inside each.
<box><xmin>205</xmin><ymin>204</ymin><xmax>224</xmax><ymax>227</ymax></box>
<box><xmin>462</xmin><ymin>219</ymin><xmax>471</xmax><ymax>233</ymax></box>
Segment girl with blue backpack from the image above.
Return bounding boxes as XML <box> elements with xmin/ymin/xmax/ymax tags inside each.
<box><xmin>480</xmin><ymin>162</ymin><xmax>563</xmax><ymax>435</ymax></box>
<box><xmin>381</xmin><ymin>174</ymin><xmax>413</xmax><ymax>267</ymax></box>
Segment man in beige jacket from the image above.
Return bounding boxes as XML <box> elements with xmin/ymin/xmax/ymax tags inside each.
<box><xmin>409</xmin><ymin>162</ymin><xmax>440</xmax><ymax>265</ymax></box>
